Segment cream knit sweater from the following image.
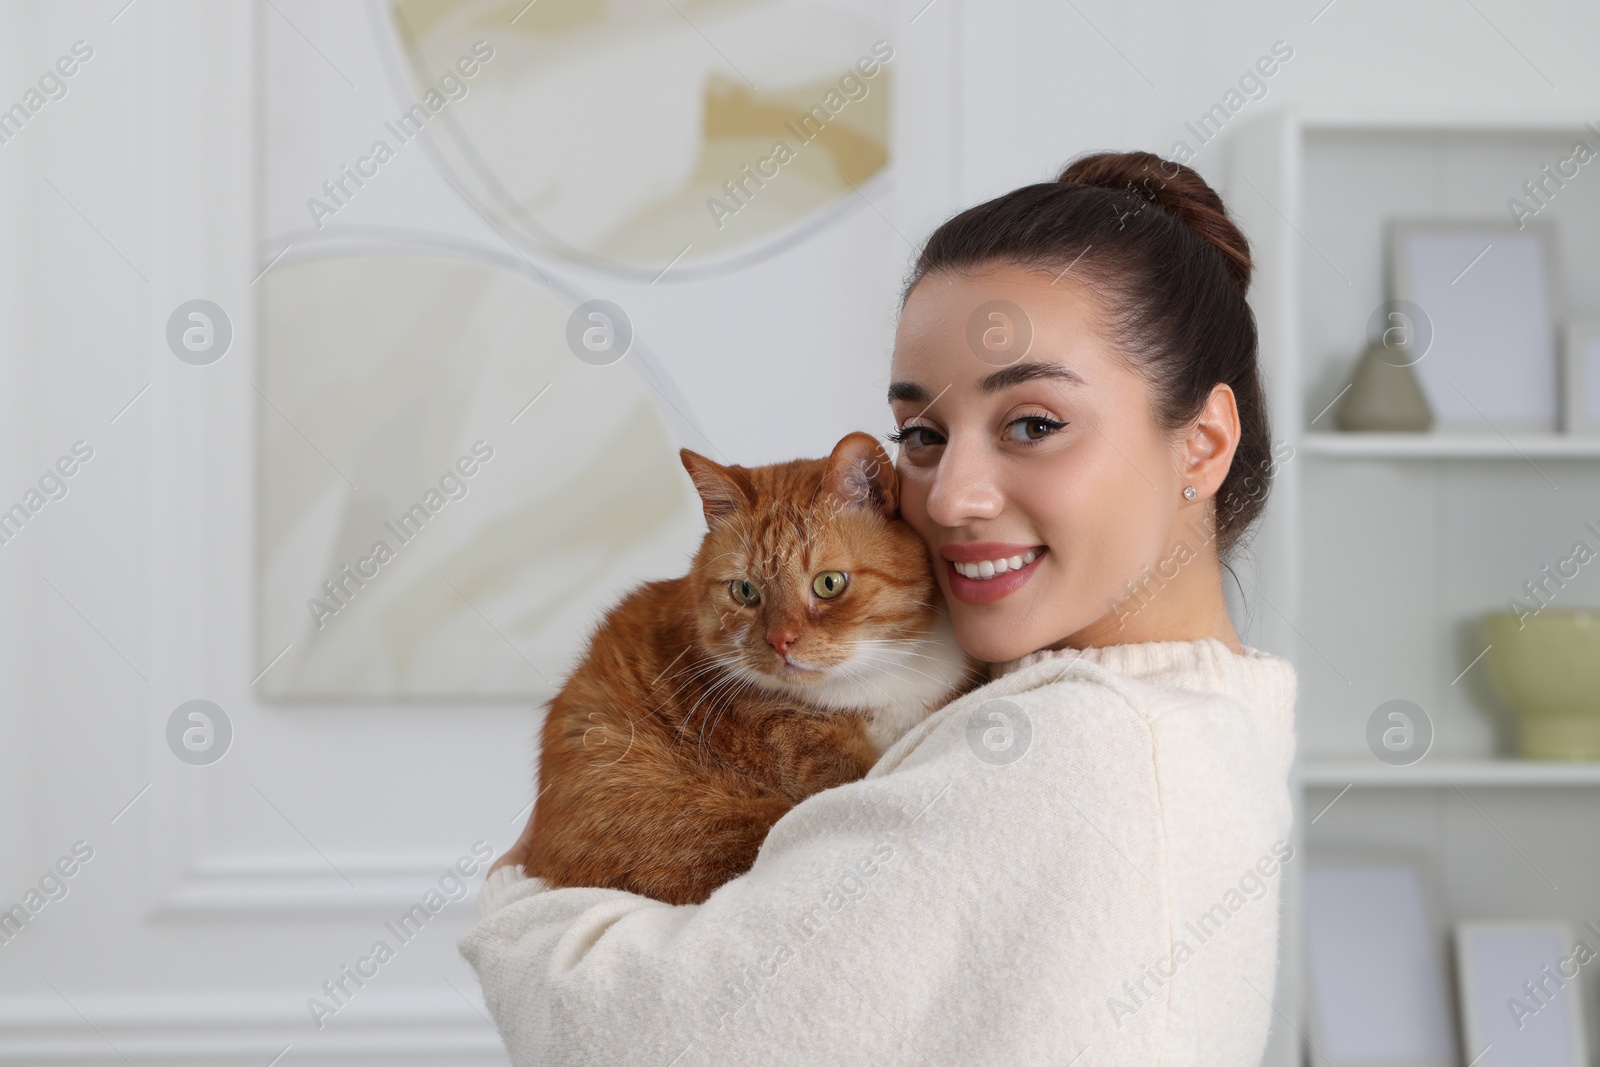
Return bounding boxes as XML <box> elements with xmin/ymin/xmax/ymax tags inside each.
<box><xmin>458</xmin><ymin>637</ymin><xmax>1298</xmax><ymax>1066</ymax></box>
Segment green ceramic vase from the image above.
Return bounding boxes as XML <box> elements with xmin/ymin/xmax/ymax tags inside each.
<box><xmin>1481</xmin><ymin>610</ymin><xmax>1600</xmax><ymax>759</ymax></box>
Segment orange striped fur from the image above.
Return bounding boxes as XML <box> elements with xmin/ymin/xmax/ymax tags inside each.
<box><xmin>523</xmin><ymin>432</ymin><xmax>981</xmax><ymax>905</ymax></box>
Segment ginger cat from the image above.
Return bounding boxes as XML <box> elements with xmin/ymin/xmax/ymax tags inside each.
<box><xmin>522</xmin><ymin>432</ymin><xmax>981</xmax><ymax>905</ymax></box>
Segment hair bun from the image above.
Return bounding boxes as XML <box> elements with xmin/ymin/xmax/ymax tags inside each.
<box><xmin>1058</xmin><ymin>150</ymin><xmax>1252</xmax><ymax>295</ymax></box>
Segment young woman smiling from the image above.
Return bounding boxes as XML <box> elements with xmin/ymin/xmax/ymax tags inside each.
<box><xmin>460</xmin><ymin>151</ymin><xmax>1297</xmax><ymax>1066</ymax></box>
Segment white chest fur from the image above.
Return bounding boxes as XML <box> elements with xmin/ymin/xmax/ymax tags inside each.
<box><xmin>806</xmin><ymin>611</ymin><xmax>976</xmax><ymax>757</ymax></box>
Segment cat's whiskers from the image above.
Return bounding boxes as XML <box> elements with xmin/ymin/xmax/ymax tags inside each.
<box><xmin>681</xmin><ymin>652</ymin><xmax>742</xmax><ymax>726</ymax></box>
<box><xmin>693</xmin><ymin>691</ymin><xmax>737</xmax><ymax>768</ymax></box>
<box><xmin>688</xmin><ymin>687</ymin><xmax>736</xmax><ymax>771</ymax></box>
<box><xmin>656</xmin><ymin>663</ymin><xmax>736</xmax><ymax>715</ymax></box>
<box><xmin>664</xmin><ymin>651</ymin><xmax>740</xmax><ymax>688</ymax></box>
<box><xmin>836</xmin><ymin>635</ymin><xmax>983</xmax><ymax>701</ymax></box>
<box><xmin>768</xmin><ymin>644</ymin><xmax>902</xmax><ymax>707</ymax></box>
<box><xmin>841</xmin><ymin>652</ymin><xmax>946</xmax><ymax>689</ymax></box>
<box><xmin>846</xmin><ymin>667</ymin><xmax>895</xmax><ymax>703</ymax></box>
<box><xmin>703</xmin><ymin>670</ymin><xmax>784</xmax><ymax>764</ymax></box>
<box><xmin>835</xmin><ymin>641</ymin><xmax>945</xmax><ymax>689</ymax></box>
<box><xmin>657</xmin><ymin>648</ymin><xmax>729</xmax><ymax>705</ymax></box>
<box><xmin>848</xmin><ymin>641</ymin><xmax>946</xmax><ymax>667</ymax></box>
<box><xmin>692</xmin><ymin>650</ymin><xmax>772</xmax><ymax>750</ymax></box>
<box><xmin>843</xmin><ymin>636</ymin><xmax>946</xmax><ymax>663</ymax></box>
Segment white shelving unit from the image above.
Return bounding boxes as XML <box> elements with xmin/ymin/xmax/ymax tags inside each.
<box><xmin>1301</xmin><ymin>432</ymin><xmax>1600</xmax><ymax>459</ymax></box>
<box><xmin>1298</xmin><ymin>758</ymin><xmax>1600</xmax><ymax>788</ymax></box>
<box><xmin>1229</xmin><ymin>111</ymin><xmax>1600</xmax><ymax>1067</ymax></box>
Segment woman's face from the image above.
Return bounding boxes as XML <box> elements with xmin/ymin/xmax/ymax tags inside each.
<box><xmin>889</xmin><ymin>263</ymin><xmax>1217</xmax><ymax>663</ymax></box>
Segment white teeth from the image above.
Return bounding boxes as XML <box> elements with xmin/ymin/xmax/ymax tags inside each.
<box><xmin>953</xmin><ymin>549</ymin><xmax>1042</xmax><ymax>580</ymax></box>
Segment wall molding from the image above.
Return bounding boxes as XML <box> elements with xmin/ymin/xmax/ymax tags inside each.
<box><xmin>0</xmin><ymin>989</ymin><xmax>504</xmax><ymax>1064</ymax></box>
<box><xmin>151</xmin><ymin>852</ymin><xmax>480</xmax><ymax>916</ymax></box>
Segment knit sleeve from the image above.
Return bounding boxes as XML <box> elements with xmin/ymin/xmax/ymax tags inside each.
<box><xmin>456</xmin><ymin>666</ymin><xmax>1172</xmax><ymax>1066</ymax></box>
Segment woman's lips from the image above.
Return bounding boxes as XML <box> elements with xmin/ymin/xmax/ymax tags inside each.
<box><xmin>939</xmin><ymin>541</ymin><xmax>1042</xmax><ymax>563</ymax></box>
<box><xmin>942</xmin><ymin>545</ymin><xmax>1048</xmax><ymax>605</ymax></box>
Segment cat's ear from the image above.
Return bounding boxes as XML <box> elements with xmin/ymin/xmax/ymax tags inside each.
<box><xmin>680</xmin><ymin>449</ymin><xmax>751</xmax><ymax>525</ymax></box>
<box><xmin>821</xmin><ymin>432</ymin><xmax>898</xmax><ymax>517</ymax></box>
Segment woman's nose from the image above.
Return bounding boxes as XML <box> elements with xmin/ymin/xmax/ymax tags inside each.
<box><xmin>923</xmin><ymin>437</ymin><xmax>1003</xmax><ymax>527</ymax></box>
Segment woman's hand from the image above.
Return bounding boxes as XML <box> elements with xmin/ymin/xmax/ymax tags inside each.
<box><xmin>489</xmin><ymin>802</ymin><xmax>539</xmax><ymax>878</ymax></box>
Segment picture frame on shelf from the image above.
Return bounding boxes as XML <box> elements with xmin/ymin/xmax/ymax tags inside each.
<box><xmin>1560</xmin><ymin>319</ymin><xmax>1600</xmax><ymax>435</ymax></box>
<box><xmin>1389</xmin><ymin>220</ymin><xmax>1560</xmax><ymax>433</ymax></box>
<box><xmin>1304</xmin><ymin>848</ymin><xmax>1458</xmax><ymax>1067</ymax></box>
<box><xmin>1454</xmin><ymin>921</ymin><xmax>1592</xmax><ymax>1067</ymax></box>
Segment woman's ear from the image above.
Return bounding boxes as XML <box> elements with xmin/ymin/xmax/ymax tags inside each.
<box><xmin>680</xmin><ymin>449</ymin><xmax>751</xmax><ymax>525</ymax></box>
<box><xmin>820</xmin><ymin>432</ymin><xmax>898</xmax><ymax>517</ymax></box>
<box><xmin>1180</xmin><ymin>383</ymin><xmax>1241</xmax><ymax>502</ymax></box>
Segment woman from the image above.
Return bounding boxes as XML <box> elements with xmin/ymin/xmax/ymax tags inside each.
<box><xmin>458</xmin><ymin>150</ymin><xmax>1297</xmax><ymax>1066</ymax></box>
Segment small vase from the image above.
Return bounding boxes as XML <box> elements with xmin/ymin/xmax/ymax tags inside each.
<box><xmin>1335</xmin><ymin>341</ymin><xmax>1435</xmax><ymax>432</ymax></box>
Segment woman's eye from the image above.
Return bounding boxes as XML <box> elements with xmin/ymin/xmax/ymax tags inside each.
<box><xmin>729</xmin><ymin>579</ymin><xmax>760</xmax><ymax>606</ymax></box>
<box><xmin>811</xmin><ymin>571</ymin><xmax>848</xmax><ymax>599</ymax></box>
<box><xmin>887</xmin><ymin>424</ymin><xmax>945</xmax><ymax>450</ymax></box>
<box><xmin>1004</xmin><ymin>416</ymin><xmax>1066</xmax><ymax>443</ymax></box>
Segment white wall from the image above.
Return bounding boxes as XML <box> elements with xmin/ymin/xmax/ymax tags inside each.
<box><xmin>2</xmin><ymin>1</ymin><xmax>1596</xmax><ymax>1064</ymax></box>
<box><xmin>952</xmin><ymin>0</ymin><xmax>1600</xmax><ymax>203</ymax></box>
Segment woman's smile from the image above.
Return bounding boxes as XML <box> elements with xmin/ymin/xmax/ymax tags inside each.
<box><xmin>939</xmin><ymin>542</ymin><xmax>1048</xmax><ymax>605</ymax></box>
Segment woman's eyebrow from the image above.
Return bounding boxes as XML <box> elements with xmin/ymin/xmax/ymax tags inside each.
<box><xmin>978</xmin><ymin>361</ymin><xmax>1087</xmax><ymax>393</ymax></box>
<box><xmin>887</xmin><ymin>361</ymin><xmax>1086</xmax><ymax>405</ymax></box>
<box><xmin>887</xmin><ymin>381</ymin><xmax>932</xmax><ymax>403</ymax></box>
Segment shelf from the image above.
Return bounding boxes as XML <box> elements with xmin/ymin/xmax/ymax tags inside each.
<box><xmin>1289</xmin><ymin>108</ymin><xmax>1600</xmax><ymax>133</ymax></box>
<box><xmin>1297</xmin><ymin>758</ymin><xmax>1600</xmax><ymax>787</ymax></box>
<box><xmin>1300</xmin><ymin>432</ymin><xmax>1600</xmax><ymax>459</ymax></box>
<box><xmin>1230</xmin><ymin>112</ymin><xmax>1600</xmax><ymax>1067</ymax></box>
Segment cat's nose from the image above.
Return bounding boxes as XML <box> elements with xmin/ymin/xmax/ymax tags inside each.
<box><xmin>766</xmin><ymin>628</ymin><xmax>798</xmax><ymax>656</ymax></box>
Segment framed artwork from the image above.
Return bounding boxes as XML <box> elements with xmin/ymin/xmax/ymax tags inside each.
<box><xmin>384</xmin><ymin>0</ymin><xmax>894</xmax><ymax>278</ymax></box>
<box><xmin>1304</xmin><ymin>848</ymin><xmax>1458</xmax><ymax>1067</ymax></box>
<box><xmin>1454</xmin><ymin>921</ymin><xmax>1591</xmax><ymax>1067</ymax></box>
<box><xmin>1388</xmin><ymin>220</ymin><xmax>1560</xmax><ymax>433</ymax></box>
<box><xmin>256</xmin><ymin>0</ymin><xmax>898</xmax><ymax>698</ymax></box>
<box><xmin>254</xmin><ymin>248</ymin><xmax>709</xmax><ymax>700</ymax></box>
<box><xmin>1560</xmin><ymin>319</ymin><xmax>1600</xmax><ymax>434</ymax></box>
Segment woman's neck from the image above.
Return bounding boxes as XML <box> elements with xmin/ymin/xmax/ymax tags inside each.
<box><xmin>1045</xmin><ymin>548</ymin><xmax>1243</xmax><ymax>655</ymax></box>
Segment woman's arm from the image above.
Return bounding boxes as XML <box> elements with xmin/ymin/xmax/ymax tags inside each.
<box><xmin>458</xmin><ymin>666</ymin><xmax>1172</xmax><ymax>1067</ymax></box>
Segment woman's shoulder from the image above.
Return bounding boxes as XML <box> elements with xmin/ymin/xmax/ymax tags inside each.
<box><xmin>998</xmin><ymin>636</ymin><xmax>1294</xmax><ymax>707</ymax></box>
<box><xmin>868</xmin><ymin>636</ymin><xmax>1296</xmax><ymax>780</ymax></box>
<box><xmin>864</xmin><ymin>651</ymin><xmax>1157</xmax><ymax>784</ymax></box>
<box><xmin>988</xmin><ymin>636</ymin><xmax>1297</xmax><ymax>740</ymax></box>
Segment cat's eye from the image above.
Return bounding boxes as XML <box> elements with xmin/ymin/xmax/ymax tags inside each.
<box><xmin>729</xmin><ymin>579</ymin><xmax>760</xmax><ymax>606</ymax></box>
<box><xmin>811</xmin><ymin>571</ymin><xmax>849</xmax><ymax>599</ymax></box>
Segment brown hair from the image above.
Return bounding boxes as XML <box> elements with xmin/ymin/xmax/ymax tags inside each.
<box><xmin>900</xmin><ymin>149</ymin><xmax>1273</xmax><ymax>567</ymax></box>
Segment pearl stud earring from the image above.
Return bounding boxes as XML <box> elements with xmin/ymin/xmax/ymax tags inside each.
<box><xmin>1183</xmin><ymin>486</ymin><xmax>1197</xmax><ymax>500</ymax></box>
